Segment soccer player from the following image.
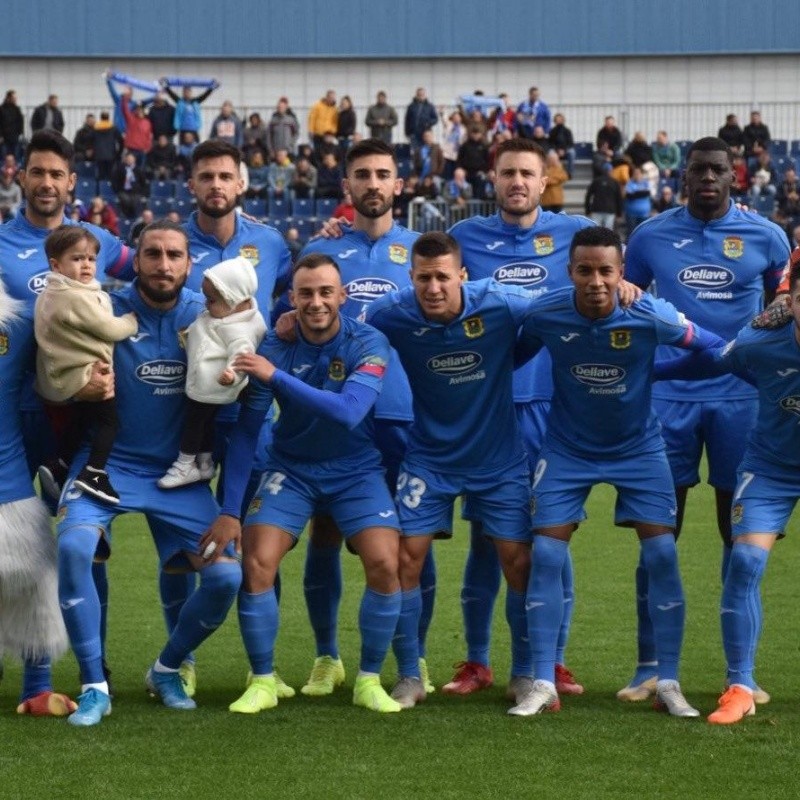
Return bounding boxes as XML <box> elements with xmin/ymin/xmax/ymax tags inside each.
<box><xmin>623</xmin><ymin>137</ymin><xmax>789</xmax><ymax>703</ymax></box>
<box><xmin>291</xmin><ymin>138</ymin><xmax>422</xmax><ymax>696</ymax></box>
<box><xmin>515</xmin><ymin>226</ymin><xmax>723</xmax><ymax>717</ymax></box>
<box><xmin>445</xmin><ymin>137</ymin><xmax>593</xmax><ymax>697</ymax></box>
<box><xmin>0</xmin><ymin>130</ymin><xmax>134</xmax><ymax>712</ymax></box>
<box><xmin>367</xmin><ymin>232</ymin><xmax>536</xmax><ymax>710</ymax></box>
<box><xmin>655</xmin><ymin>258</ymin><xmax>800</xmax><ymax>724</ymax></box>
<box><xmin>204</xmin><ymin>253</ymin><xmax>403</xmax><ymax>714</ymax></box>
<box><xmin>57</xmin><ymin>221</ymin><xmax>242</xmax><ymax>726</ymax></box>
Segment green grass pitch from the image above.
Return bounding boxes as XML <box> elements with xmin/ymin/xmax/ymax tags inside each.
<box><xmin>2</xmin><ymin>479</ymin><xmax>799</xmax><ymax>800</ymax></box>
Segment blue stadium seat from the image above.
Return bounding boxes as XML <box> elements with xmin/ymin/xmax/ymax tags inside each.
<box><xmin>269</xmin><ymin>195</ymin><xmax>290</xmax><ymax>218</ymax></box>
<box><xmin>769</xmin><ymin>139</ymin><xmax>788</xmax><ymax>158</ymax></box>
<box><xmin>76</xmin><ymin>178</ymin><xmax>96</xmax><ymax>197</ymax></box>
<box><xmin>394</xmin><ymin>143</ymin><xmax>411</xmax><ymax>160</ymax></box>
<box><xmin>574</xmin><ymin>142</ymin><xmax>593</xmax><ymax>160</ymax></box>
<box><xmin>315</xmin><ymin>197</ymin><xmax>339</xmax><ymax>219</ymax></box>
<box><xmin>149</xmin><ymin>197</ymin><xmax>175</xmax><ymax>217</ymax></box>
<box><xmin>244</xmin><ymin>198</ymin><xmax>266</xmax><ymax>217</ymax></box>
<box><xmin>791</xmin><ymin>140</ymin><xmax>800</xmax><ymax>159</ymax></box>
<box><xmin>175</xmin><ymin>181</ymin><xmax>194</xmax><ymax>201</ymax></box>
<box><xmin>776</xmin><ymin>156</ymin><xmax>796</xmax><ymax>177</ymax></box>
<box><xmin>268</xmin><ymin>218</ymin><xmax>290</xmax><ymax>234</ymax></box>
<box><xmin>150</xmin><ymin>180</ymin><xmax>176</xmax><ymax>199</ymax></box>
<box><xmin>174</xmin><ymin>198</ymin><xmax>194</xmax><ymax>220</ymax></box>
<box><xmin>292</xmin><ymin>197</ymin><xmax>314</xmax><ymax>218</ymax></box>
<box><xmin>75</xmin><ymin>160</ymin><xmax>96</xmax><ymax>178</ymax></box>
<box><xmin>98</xmin><ymin>180</ymin><xmax>116</xmax><ymax>202</ymax></box>
<box><xmin>291</xmin><ymin>218</ymin><xmax>316</xmax><ymax>240</ymax></box>
<box><xmin>118</xmin><ymin>217</ymin><xmax>133</xmax><ymax>242</ymax></box>
<box><xmin>676</xmin><ymin>140</ymin><xmax>693</xmax><ymax>158</ymax></box>
<box><xmin>753</xmin><ymin>194</ymin><xmax>776</xmax><ymax>217</ymax></box>
<box><xmin>397</xmin><ymin>158</ymin><xmax>413</xmax><ymax>179</ymax></box>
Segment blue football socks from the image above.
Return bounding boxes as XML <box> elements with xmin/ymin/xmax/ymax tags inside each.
<box><xmin>463</xmin><ymin>522</ymin><xmax>501</xmax><ymax>665</ymax></box>
<box><xmin>359</xmin><ymin>588</ymin><xmax>401</xmax><ymax>674</ymax></box>
<box><xmin>304</xmin><ymin>542</ymin><xmax>342</xmax><ymax>659</ymax></box>
<box><xmin>238</xmin><ymin>587</ymin><xmax>278</xmax><ymax>675</ymax></box>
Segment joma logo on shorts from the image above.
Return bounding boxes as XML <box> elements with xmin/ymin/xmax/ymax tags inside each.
<box><xmin>678</xmin><ymin>265</ymin><xmax>734</xmax><ymax>290</ymax></box>
<box><xmin>136</xmin><ymin>360</ymin><xmax>186</xmax><ymax>386</ymax></box>
<box><xmin>427</xmin><ymin>351</ymin><xmax>482</xmax><ymax>376</ymax></box>
<box><xmin>571</xmin><ymin>363</ymin><xmax>626</xmax><ymax>386</ymax></box>
<box><xmin>345</xmin><ymin>278</ymin><xmax>397</xmax><ymax>302</ymax></box>
<box><xmin>493</xmin><ymin>262</ymin><xmax>548</xmax><ymax>287</ymax></box>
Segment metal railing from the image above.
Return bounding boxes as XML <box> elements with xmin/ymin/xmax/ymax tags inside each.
<box><xmin>406</xmin><ymin>198</ymin><xmax>496</xmax><ymax>232</ymax></box>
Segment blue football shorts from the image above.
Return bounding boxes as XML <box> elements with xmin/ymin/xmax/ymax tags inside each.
<box><xmin>398</xmin><ymin>453</ymin><xmax>531</xmax><ymax>542</ymax></box>
<box><xmin>730</xmin><ymin>456</ymin><xmax>800</xmax><ymax>538</ymax></box>
<box><xmin>244</xmin><ymin>450</ymin><xmax>400</xmax><ymax>540</ymax></box>
<box><xmin>531</xmin><ymin>444</ymin><xmax>677</xmax><ymax>530</ymax></box>
<box><xmin>56</xmin><ymin>460</ymin><xmax>224</xmax><ymax>571</ymax></box>
<box><xmin>653</xmin><ymin>397</ymin><xmax>757</xmax><ymax>492</ymax></box>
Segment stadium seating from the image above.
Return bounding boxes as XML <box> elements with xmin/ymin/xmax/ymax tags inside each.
<box><xmin>291</xmin><ymin>197</ymin><xmax>314</xmax><ymax>218</ymax></box>
<box><xmin>175</xmin><ymin>181</ymin><xmax>194</xmax><ymax>201</ymax></box>
<box><xmin>244</xmin><ymin>198</ymin><xmax>266</xmax><ymax>217</ymax></box>
<box><xmin>574</xmin><ymin>142</ymin><xmax>593</xmax><ymax>160</ymax></box>
<box><xmin>315</xmin><ymin>197</ymin><xmax>339</xmax><ymax>219</ymax></box>
<box><xmin>98</xmin><ymin>180</ymin><xmax>116</xmax><ymax>202</ymax></box>
<box><xmin>269</xmin><ymin>194</ymin><xmax>290</xmax><ymax>218</ymax></box>
<box><xmin>397</xmin><ymin>158</ymin><xmax>413</xmax><ymax>179</ymax></box>
<box><xmin>676</xmin><ymin>140</ymin><xmax>693</xmax><ymax>158</ymax></box>
<box><xmin>149</xmin><ymin>197</ymin><xmax>174</xmax><ymax>217</ymax></box>
<box><xmin>174</xmin><ymin>198</ymin><xmax>194</xmax><ymax>220</ymax></box>
<box><xmin>150</xmin><ymin>180</ymin><xmax>176</xmax><ymax>199</ymax></box>
<box><xmin>394</xmin><ymin>143</ymin><xmax>411</xmax><ymax>160</ymax></box>
<box><xmin>291</xmin><ymin>217</ymin><xmax>317</xmax><ymax>240</ymax></box>
<box><xmin>75</xmin><ymin>160</ymin><xmax>96</xmax><ymax>178</ymax></box>
<box><xmin>776</xmin><ymin>156</ymin><xmax>796</xmax><ymax>176</ymax></box>
<box><xmin>118</xmin><ymin>217</ymin><xmax>133</xmax><ymax>242</ymax></box>
<box><xmin>770</xmin><ymin>139</ymin><xmax>789</xmax><ymax>158</ymax></box>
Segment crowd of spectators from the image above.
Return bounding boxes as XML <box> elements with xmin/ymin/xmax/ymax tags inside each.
<box><xmin>1</xmin><ymin>80</ymin><xmax>799</xmax><ymax>247</ymax></box>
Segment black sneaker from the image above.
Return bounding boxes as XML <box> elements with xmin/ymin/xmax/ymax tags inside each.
<box><xmin>38</xmin><ymin>458</ymin><xmax>69</xmax><ymax>503</ymax></box>
<box><xmin>73</xmin><ymin>467</ymin><xmax>120</xmax><ymax>505</ymax></box>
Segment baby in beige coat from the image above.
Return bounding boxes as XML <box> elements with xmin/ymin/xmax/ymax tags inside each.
<box><xmin>35</xmin><ymin>225</ymin><xmax>137</xmax><ymax>504</ymax></box>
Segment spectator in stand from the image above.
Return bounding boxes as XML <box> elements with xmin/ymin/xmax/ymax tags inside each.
<box><xmin>516</xmin><ymin>86</ymin><xmax>551</xmax><ymax>138</ymax></box>
<box><xmin>611</xmin><ymin>153</ymin><xmax>632</xmax><ymax>192</ymax></box>
<box><xmin>652</xmin><ymin>183</ymin><xmax>680</xmax><ymax>214</ymax></box>
<box><xmin>718</xmin><ymin>113</ymin><xmax>745</xmax><ymax>155</ymax></box>
<box><xmin>111</xmin><ymin>150</ymin><xmax>147</xmax><ymax>219</ymax></box>
<box><xmin>129</xmin><ymin>208</ymin><xmax>154</xmax><ymax>246</ymax></box>
<box><xmin>0</xmin><ymin>90</ymin><xmax>25</xmax><ymax>159</ymax></box>
<box><xmin>441</xmin><ymin>109</ymin><xmax>466</xmax><ymax>181</ymax></box>
<box><xmin>365</xmin><ymin>91</ymin><xmax>398</xmax><ymax>143</ymax></box>
<box><xmin>491</xmin><ymin>93</ymin><xmax>516</xmax><ymax>135</ymax></box>
<box><xmin>548</xmin><ymin>113</ymin><xmax>575</xmax><ymax>178</ymax></box>
<box><xmin>465</xmin><ymin>109</ymin><xmax>489</xmax><ymax>140</ymax></box>
<box><xmin>336</xmin><ymin>96</ymin><xmax>357</xmax><ymax>158</ymax></box>
<box><xmin>0</xmin><ymin>165</ymin><xmax>22</xmax><ymax>221</ymax></box>
<box><xmin>122</xmin><ymin>101</ymin><xmax>153</xmax><ymax>171</ymax></box>
<box><xmin>585</xmin><ymin>168</ymin><xmax>623</xmax><ymax>229</ymax></box>
<box><xmin>83</xmin><ymin>196</ymin><xmax>119</xmax><ymax>236</ymax></box>
<box><xmin>268</xmin><ymin>149</ymin><xmax>295</xmax><ymax>197</ymax></box>
<box><xmin>592</xmin><ymin>140</ymin><xmax>614</xmax><ymax>176</ymax></box>
<box><xmin>625</xmin><ymin>131</ymin><xmax>654</xmax><ymax>169</ymax></box>
<box><xmin>30</xmin><ymin>95</ymin><xmax>64</xmax><ymax>134</ymax></box>
<box><xmin>540</xmin><ymin>150</ymin><xmax>569</xmax><ymax>213</ymax></box>
<box><xmin>749</xmin><ymin>150</ymin><xmax>778</xmax><ymax>205</ymax></box>
<box><xmin>289</xmin><ymin>156</ymin><xmax>317</xmax><ymax>199</ymax></box>
<box><xmin>774</xmin><ymin>167</ymin><xmax>800</xmax><ymax>233</ymax></box>
<box><xmin>3</xmin><ymin>153</ymin><xmax>18</xmax><ymax>179</ymax></box>
<box><xmin>445</xmin><ymin>166</ymin><xmax>473</xmax><ymax>215</ymax></box>
<box><xmin>414</xmin><ymin>129</ymin><xmax>444</xmax><ymax>186</ymax></box>
<box><xmin>315</xmin><ymin>151</ymin><xmax>344</xmax><ymax>200</ymax></box>
<box><xmin>176</xmin><ymin>130</ymin><xmax>198</xmax><ymax>177</ymax></box>
<box><xmin>243</xmin><ymin>113</ymin><xmax>269</xmax><ymax>163</ymax></box>
<box><xmin>404</xmin><ymin>87</ymin><xmax>438</xmax><ymax>152</ymax></box>
<box><xmin>209</xmin><ymin>101</ymin><xmax>243</xmax><ymax>149</ymax></box>
<box><xmin>596</xmin><ymin>115</ymin><xmax>623</xmax><ymax>156</ymax></box>
<box><xmin>105</xmin><ymin>74</ymin><xmax>155</xmax><ymax>136</ymax></box>
<box><xmin>284</xmin><ymin>226</ymin><xmax>302</xmax><ymax>260</ymax></box>
<box><xmin>267</xmin><ymin>97</ymin><xmax>299</xmax><ymax>159</ymax></box>
<box><xmin>245</xmin><ymin>151</ymin><xmax>270</xmax><ymax>199</ymax></box>
<box><xmin>624</xmin><ymin>166</ymin><xmax>652</xmax><ymax>237</ymax></box>
<box><xmin>146</xmin><ymin>133</ymin><xmax>178</xmax><ymax>181</ymax></box>
<box><xmin>93</xmin><ymin>111</ymin><xmax>123</xmax><ymax>181</ymax></box>
<box><xmin>531</xmin><ymin>125</ymin><xmax>551</xmax><ymax>154</ymax></box>
<box><xmin>743</xmin><ymin>110</ymin><xmax>771</xmax><ymax>168</ymax></box>
<box><xmin>791</xmin><ymin>223</ymin><xmax>800</xmax><ymax>249</ymax></box>
<box><xmin>308</xmin><ymin>90</ymin><xmax>338</xmax><ymax>161</ymax></box>
<box><xmin>147</xmin><ymin>92</ymin><xmax>176</xmax><ymax>142</ymax></box>
<box><xmin>162</xmin><ymin>79</ymin><xmax>218</xmax><ymax>141</ymax></box>
<box><xmin>457</xmin><ymin>125</ymin><xmax>490</xmax><ymax>199</ymax></box>
<box><xmin>73</xmin><ymin>114</ymin><xmax>97</xmax><ymax>164</ymax></box>
<box><xmin>731</xmin><ymin>153</ymin><xmax>750</xmax><ymax>203</ymax></box>
<box><xmin>652</xmin><ymin>131</ymin><xmax>681</xmax><ymax>179</ymax></box>
<box><xmin>332</xmin><ymin>190</ymin><xmax>355</xmax><ymax>224</ymax></box>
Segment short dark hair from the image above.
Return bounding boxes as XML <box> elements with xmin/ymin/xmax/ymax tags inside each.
<box><xmin>292</xmin><ymin>251</ymin><xmax>341</xmax><ymax>277</ymax></box>
<box><xmin>137</xmin><ymin>219</ymin><xmax>189</xmax><ymax>253</ymax></box>
<box><xmin>191</xmin><ymin>139</ymin><xmax>242</xmax><ymax>169</ymax></box>
<box><xmin>412</xmin><ymin>231</ymin><xmax>461</xmax><ymax>263</ymax></box>
<box><xmin>345</xmin><ymin>138</ymin><xmax>396</xmax><ymax>170</ymax></box>
<box><xmin>44</xmin><ymin>224</ymin><xmax>100</xmax><ymax>263</ymax></box>
<box><xmin>494</xmin><ymin>137</ymin><xmax>546</xmax><ymax>166</ymax></box>
<box><xmin>569</xmin><ymin>225</ymin><xmax>623</xmax><ymax>260</ymax></box>
<box><xmin>686</xmin><ymin>136</ymin><xmax>733</xmax><ymax>165</ymax></box>
<box><xmin>25</xmin><ymin>130</ymin><xmax>74</xmax><ymax>170</ymax></box>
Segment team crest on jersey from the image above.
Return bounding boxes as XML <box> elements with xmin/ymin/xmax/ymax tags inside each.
<box><xmin>177</xmin><ymin>327</ymin><xmax>189</xmax><ymax>350</ymax></box>
<box><xmin>610</xmin><ymin>330</ymin><xmax>631</xmax><ymax>349</ymax></box>
<box><xmin>0</xmin><ymin>334</ymin><xmax>8</xmax><ymax>355</ymax></box>
<box><xmin>247</xmin><ymin>497</ymin><xmax>262</xmax><ymax>516</ymax></box>
<box><xmin>462</xmin><ymin>316</ymin><xmax>484</xmax><ymax>339</ymax></box>
<box><xmin>533</xmin><ymin>235</ymin><xmax>554</xmax><ymax>256</ymax></box>
<box><xmin>328</xmin><ymin>358</ymin><xmax>346</xmax><ymax>381</ymax></box>
<box><xmin>722</xmin><ymin>236</ymin><xmax>744</xmax><ymax>259</ymax></box>
<box><xmin>731</xmin><ymin>503</ymin><xmax>744</xmax><ymax>524</ymax></box>
<box><xmin>239</xmin><ymin>245</ymin><xmax>260</xmax><ymax>267</ymax></box>
<box><xmin>389</xmin><ymin>244</ymin><xmax>408</xmax><ymax>264</ymax></box>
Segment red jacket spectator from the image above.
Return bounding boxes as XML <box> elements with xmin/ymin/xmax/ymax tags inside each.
<box><xmin>122</xmin><ymin>102</ymin><xmax>153</xmax><ymax>154</ymax></box>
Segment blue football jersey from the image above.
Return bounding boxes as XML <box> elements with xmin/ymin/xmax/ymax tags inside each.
<box><xmin>299</xmin><ymin>223</ymin><xmax>417</xmax><ymax>423</ymax></box>
<box><xmin>367</xmin><ymin>279</ymin><xmax>531</xmax><ymax>472</ymax></box>
<box><xmin>624</xmin><ymin>202</ymin><xmax>789</xmax><ymax>401</ymax></box>
<box><xmin>245</xmin><ymin>314</ymin><xmax>390</xmax><ymax>463</ymax></box>
<box><xmin>716</xmin><ymin>323</ymin><xmax>800</xmax><ymax>472</ymax></box>
<box><xmin>104</xmin><ymin>283</ymin><xmax>205</xmax><ymax>472</ymax></box>
<box><xmin>450</xmin><ymin>210</ymin><xmax>594</xmax><ymax>403</ymax></box>
<box><xmin>520</xmin><ymin>288</ymin><xmax>703</xmax><ymax>458</ymax></box>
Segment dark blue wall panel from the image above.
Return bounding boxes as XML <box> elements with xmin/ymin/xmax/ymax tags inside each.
<box><xmin>2</xmin><ymin>0</ymin><xmax>797</xmax><ymax>57</ymax></box>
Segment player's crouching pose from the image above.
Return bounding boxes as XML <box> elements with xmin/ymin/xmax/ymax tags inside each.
<box><xmin>205</xmin><ymin>253</ymin><xmax>403</xmax><ymax>714</ymax></box>
<box><xmin>658</xmin><ymin>257</ymin><xmax>800</xmax><ymax>725</ymax></box>
<box><xmin>517</xmin><ymin>226</ymin><xmax>724</xmax><ymax>717</ymax></box>
<box><xmin>0</xmin><ymin>280</ymin><xmax>75</xmax><ymax>716</ymax></box>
